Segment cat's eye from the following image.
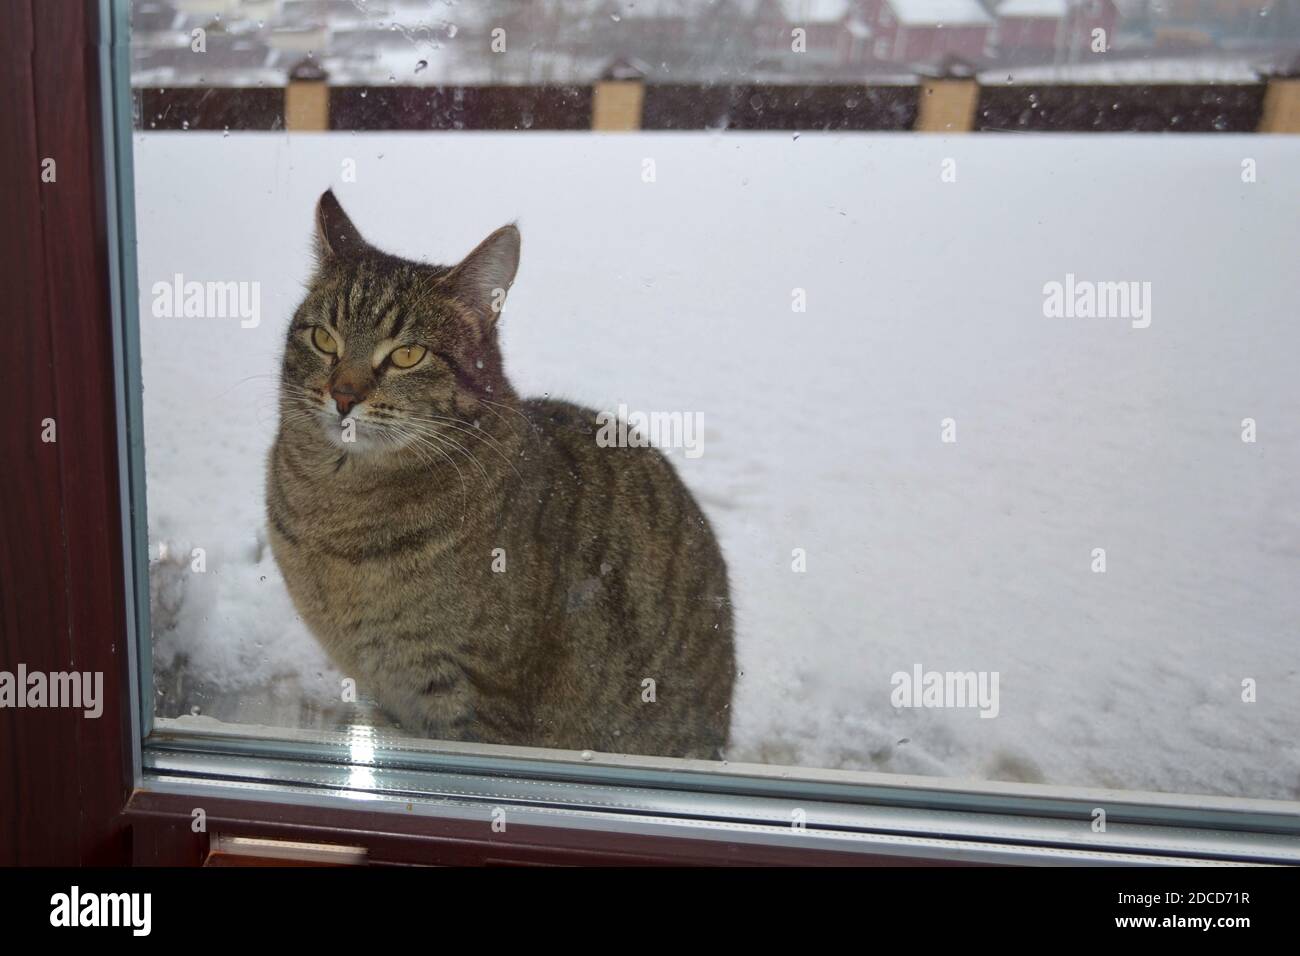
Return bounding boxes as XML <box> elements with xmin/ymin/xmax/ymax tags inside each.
<box><xmin>311</xmin><ymin>327</ymin><xmax>338</xmax><ymax>356</ymax></box>
<box><xmin>389</xmin><ymin>345</ymin><xmax>427</xmax><ymax>369</ymax></box>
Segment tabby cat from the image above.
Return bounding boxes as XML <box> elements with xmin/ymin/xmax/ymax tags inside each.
<box><xmin>266</xmin><ymin>191</ymin><xmax>735</xmax><ymax>759</ymax></box>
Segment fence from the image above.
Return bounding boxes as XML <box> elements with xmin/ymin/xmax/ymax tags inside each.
<box><xmin>135</xmin><ymin>74</ymin><xmax>1300</xmax><ymax>134</ymax></box>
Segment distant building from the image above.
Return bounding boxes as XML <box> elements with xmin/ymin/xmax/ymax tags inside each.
<box><xmin>1065</xmin><ymin>0</ymin><xmax>1120</xmax><ymax>56</ymax></box>
<box><xmin>1145</xmin><ymin>0</ymin><xmax>1275</xmax><ymax>48</ymax></box>
<box><xmin>744</xmin><ymin>0</ymin><xmax>854</xmax><ymax>61</ymax></box>
<box><xmin>862</xmin><ymin>0</ymin><xmax>994</xmax><ymax>62</ymax></box>
<box><xmin>779</xmin><ymin>0</ymin><xmax>854</xmax><ymax>58</ymax></box>
<box><xmin>994</xmin><ymin>0</ymin><xmax>1068</xmax><ymax>53</ymax></box>
<box><xmin>617</xmin><ymin>0</ymin><xmax>694</xmax><ymax>45</ymax></box>
<box><xmin>989</xmin><ymin>0</ymin><xmax>1119</xmax><ymax>59</ymax></box>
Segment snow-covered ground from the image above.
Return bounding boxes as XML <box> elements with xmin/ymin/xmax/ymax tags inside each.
<box><xmin>981</xmin><ymin>55</ymin><xmax>1267</xmax><ymax>86</ymax></box>
<box><xmin>136</xmin><ymin>131</ymin><xmax>1300</xmax><ymax>800</ymax></box>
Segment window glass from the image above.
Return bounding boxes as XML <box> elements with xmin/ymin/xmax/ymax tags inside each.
<box><xmin>129</xmin><ymin>0</ymin><xmax>1300</xmax><ymax>804</ymax></box>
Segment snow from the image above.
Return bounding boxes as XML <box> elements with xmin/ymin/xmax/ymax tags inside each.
<box><xmin>886</xmin><ymin>0</ymin><xmax>993</xmax><ymax>27</ymax></box>
<box><xmin>136</xmin><ymin>130</ymin><xmax>1300</xmax><ymax>801</ymax></box>
<box><xmin>847</xmin><ymin>18</ymin><xmax>874</xmax><ymax>39</ymax></box>
<box><xmin>982</xmin><ymin>56</ymin><xmax>1266</xmax><ymax>85</ymax></box>
<box><xmin>996</xmin><ymin>0</ymin><xmax>1067</xmax><ymax>18</ymax></box>
<box><xmin>777</xmin><ymin>0</ymin><xmax>852</xmax><ymax>22</ymax></box>
<box><xmin>617</xmin><ymin>0</ymin><xmax>697</xmax><ymax>18</ymax></box>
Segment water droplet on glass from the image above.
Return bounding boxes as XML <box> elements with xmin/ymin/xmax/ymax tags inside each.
<box><xmin>359</xmin><ymin>89</ymin><xmax>368</xmax><ymax>99</ymax></box>
<box><xmin>610</xmin><ymin>13</ymin><xmax>621</xmax><ymax>22</ymax></box>
<box><xmin>415</xmin><ymin>60</ymin><xmax>428</xmax><ymax>73</ymax></box>
<box><xmin>447</xmin><ymin>23</ymin><xmax>458</xmax><ymax>38</ymax></box>
<box><xmin>581</xmin><ymin>750</ymin><xmax>594</xmax><ymax>761</ymax></box>
<box><xmin>190</xmin><ymin>705</ymin><xmax>201</xmax><ymax>716</ymax></box>
<box><xmin>475</xmin><ymin>358</ymin><xmax>484</xmax><ymax>369</ymax></box>
<box><xmin>181</xmin><ymin>120</ymin><xmax>189</xmax><ymax>130</ymax></box>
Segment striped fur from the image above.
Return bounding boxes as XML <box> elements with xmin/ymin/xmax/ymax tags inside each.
<box><xmin>266</xmin><ymin>192</ymin><xmax>735</xmax><ymax>759</ymax></box>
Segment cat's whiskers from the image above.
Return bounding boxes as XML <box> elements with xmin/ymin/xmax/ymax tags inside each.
<box><xmin>277</xmin><ymin>381</ymin><xmax>329</xmax><ymax>406</ymax></box>
<box><xmin>274</xmin><ymin>387</ymin><xmax>484</xmax><ymax>491</ymax></box>
<box><xmin>375</xmin><ymin>420</ymin><xmax>472</xmax><ymax>513</ymax></box>
<box><xmin>372</xmin><ymin>427</ymin><xmax>449</xmax><ymax>504</ymax></box>
<box><xmin>476</xmin><ymin>397</ymin><xmax>537</xmax><ymax>437</ymax></box>
<box><xmin>396</xmin><ymin>421</ymin><xmax>492</xmax><ymax>484</ymax></box>
<box><xmin>397</xmin><ymin>412</ymin><xmax>522</xmax><ymax>479</ymax></box>
<box><xmin>272</xmin><ymin>401</ymin><xmax>330</xmax><ymax>434</ymax></box>
<box><xmin>215</xmin><ymin>371</ymin><xmax>285</xmax><ymax>404</ymax></box>
<box><xmin>469</xmin><ymin>397</ymin><xmax>523</xmax><ymax>439</ymax></box>
<box><xmin>275</xmin><ymin>384</ymin><xmax>522</xmax><ymax>484</ymax></box>
<box><xmin>273</xmin><ymin>402</ymin><xmax>329</xmax><ymax>430</ymax></box>
<box><xmin>374</xmin><ymin>419</ymin><xmax>450</xmax><ymax>476</ymax></box>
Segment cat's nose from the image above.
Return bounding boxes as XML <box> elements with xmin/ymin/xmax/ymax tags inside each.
<box><xmin>330</xmin><ymin>383</ymin><xmax>365</xmax><ymax>417</ymax></box>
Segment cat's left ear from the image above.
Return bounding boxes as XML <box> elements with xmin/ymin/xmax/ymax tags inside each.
<box><xmin>314</xmin><ymin>189</ymin><xmax>369</xmax><ymax>260</ymax></box>
<box><xmin>444</xmin><ymin>224</ymin><xmax>520</xmax><ymax>323</ymax></box>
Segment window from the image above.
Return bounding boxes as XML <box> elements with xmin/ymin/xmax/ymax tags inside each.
<box><xmin>104</xmin><ymin>0</ymin><xmax>1300</xmax><ymax>864</ymax></box>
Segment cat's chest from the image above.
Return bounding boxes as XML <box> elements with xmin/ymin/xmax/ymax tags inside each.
<box><xmin>267</xmin><ymin>441</ymin><xmax>533</xmax><ymax>664</ymax></box>
<box><xmin>271</xmin><ymin>495</ymin><xmax>490</xmax><ymax>633</ymax></box>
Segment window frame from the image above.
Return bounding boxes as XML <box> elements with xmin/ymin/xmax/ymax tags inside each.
<box><xmin>6</xmin><ymin>0</ymin><xmax>1298</xmax><ymax>867</ymax></box>
<box><xmin>1</xmin><ymin>0</ymin><xmax>136</xmax><ymax>866</ymax></box>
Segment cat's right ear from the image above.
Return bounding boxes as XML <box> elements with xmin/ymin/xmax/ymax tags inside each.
<box><xmin>314</xmin><ymin>189</ymin><xmax>367</xmax><ymax>260</ymax></box>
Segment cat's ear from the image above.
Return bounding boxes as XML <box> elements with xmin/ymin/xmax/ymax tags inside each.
<box><xmin>444</xmin><ymin>224</ymin><xmax>520</xmax><ymax>323</ymax></box>
<box><xmin>314</xmin><ymin>189</ymin><xmax>368</xmax><ymax>259</ymax></box>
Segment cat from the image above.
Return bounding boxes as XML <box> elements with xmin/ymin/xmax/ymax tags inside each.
<box><xmin>266</xmin><ymin>190</ymin><xmax>735</xmax><ymax>760</ymax></box>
